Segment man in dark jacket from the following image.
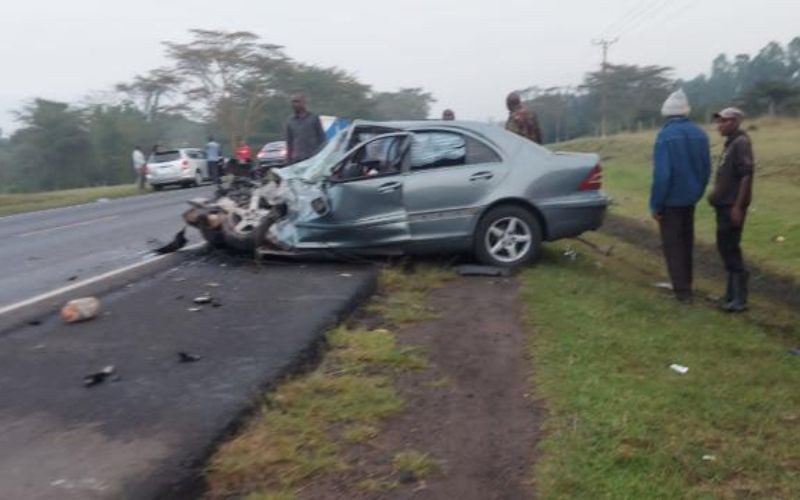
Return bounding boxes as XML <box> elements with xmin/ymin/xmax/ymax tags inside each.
<box><xmin>649</xmin><ymin>89</ymin><xmax>711</xmax><ymax>303</ymax></box>
<box><xmin>286</xmin><ymin>94</ymin><xmax>326</xmax><ymax>164</ymax></box>
<box><xmin>708</xmin><ymin>107</ymin><xmax>754</xmax><ymax>312</ymax></box>
<box><xmin>505</xmin><ymin>92</ymin><xmax>542</xmax><ymax>144</ymax></box>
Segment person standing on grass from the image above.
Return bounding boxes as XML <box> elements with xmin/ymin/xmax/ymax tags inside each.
<box><xmin>285</xmin><ymin>93</ymin><xmax>326</xmax><ymax>165</ymax></box>
<box><xmin>131</xmin><ymin>146</ymin><xmax>146</xmax><ymax>190</ymax></box>
<box><xmin>505</xmin><ymin>91</ymin><xmax>542</xmax><ymax>144</ymax></box>
<box><xmin>708</xmin><ymin>107</ymin><xmax>754</xmax><ymax>313</ymax></box>
<box><xmin>649</xmin><ymin>88</ymin><xmax>711</xmax><ymax>303</ymax></box>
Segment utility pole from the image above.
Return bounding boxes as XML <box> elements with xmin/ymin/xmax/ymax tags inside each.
<box><xmin>592</xmin><ymin>38</ymin><xmax>618</xmax><ymax>137</ymax></box>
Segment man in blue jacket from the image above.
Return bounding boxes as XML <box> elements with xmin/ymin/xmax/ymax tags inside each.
<box><xmin>649</xmin><ymin>89</ymin><xmax>711</xmax><ymax>303</ymax></box>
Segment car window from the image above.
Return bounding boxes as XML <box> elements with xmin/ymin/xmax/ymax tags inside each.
<box><xmin>186</xmin><ymin>150</ymin><xmax>206</xmax><ymax>159</ymax></box>
<box><xmin>465</xmin><ymin>136</ymin><xmax>501</xmax><ymax>164</ymax></box>
<box><xmin>152</xmin><ymin>151</ymin><xmax>180</xmax><ymax>162</ymax></box>
<box><xmin>409</xmin><ymin>132</ymin><xmax>500</xmax><ymax>170</ymax></box>
<box><xmin>334</xmin><ymin>135</ymin><xmax>408</xmax><ymax>181</ymax></box>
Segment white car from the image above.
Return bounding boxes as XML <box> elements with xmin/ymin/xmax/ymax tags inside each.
<box><xmin>146</xmin><ymin>148</ymin><xmax>210</xmax><ymax>190</ymax></box>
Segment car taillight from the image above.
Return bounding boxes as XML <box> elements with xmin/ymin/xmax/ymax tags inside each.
<box><xmin>181</xmin><ymin>159</ymin><xmax>189</xmax><ymax>169</ymax></box>
<box><xmin>579</xmin><ymin>163</ymin><xmax>602</xmax><ymax>190</ymax></box>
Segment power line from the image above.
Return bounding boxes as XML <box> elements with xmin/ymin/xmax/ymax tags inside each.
<box><xmin>610</xmin><ymin>0</ymin><xmax>673</xmax><ymax>39</ymax></box>
<box><xmin>622</xmin><ymin>0</ymin><xmax>694</xmax><ymax>37</ymax></box>
<box><xmin>600</xmin><ymin>1</ymin><xmax>651</xmax><ymax>39</ymax></box>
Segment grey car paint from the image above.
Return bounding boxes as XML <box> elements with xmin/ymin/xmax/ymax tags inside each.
<box><xmin>270</xmin><ymin>120</ymin><xmax>607</xmax><ymax>251</ymax></box>
<box><xmin>185</xmin><ymin>119</ymin><xmax>608</xmax><ymax>265</ymax></box>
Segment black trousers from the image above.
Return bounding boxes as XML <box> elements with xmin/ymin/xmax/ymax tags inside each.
<box><xmin>715</xmin><ymin>206</ymin><xmax>746</xmax><ymax>273</ymax></box>
<box><xmin>658</xmin><ymin>206</ymin><xmax>695</xmax><ymax>295</ymax></box>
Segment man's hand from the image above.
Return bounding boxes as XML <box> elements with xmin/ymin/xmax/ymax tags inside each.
<box><xmin>730</xmin><ymin>205</ymin><xmax>745</xmax><ymax>227</ymax></box>
<box><xmin>651</xmin><ymin>211</ymin><xmax>662</xmax><ymax>222</ymax></box>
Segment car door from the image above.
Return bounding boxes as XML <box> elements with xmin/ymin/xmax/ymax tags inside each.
<box><xmin>402</xmin><ymin>130</ymin><xmax>507</xmax><ymax>241</ymax></box>
<box><xmin>316</xmin><ymin>133</ymin><xmax>413</xmax><ymax>248</ymax></box>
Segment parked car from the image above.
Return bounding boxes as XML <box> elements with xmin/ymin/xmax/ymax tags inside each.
<box><xmin>146</xmin><ymin>148</ymin><xmax>209</xmax><ymax>190</ymax></box>
<box><xmin>183</xmin><ymin>120</ymin><xmax>608</xmax><ymax>267</ymax></box>
<box><xmin>256</xmin><ymin>141</ymin><xmax>288</xmax><ymax>169</ymax></box>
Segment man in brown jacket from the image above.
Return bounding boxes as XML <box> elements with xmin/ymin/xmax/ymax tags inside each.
<box><xmin>708</xmin><ymin>107</ymin><xmax>754</xmax><ymax>312</ymax></box>
<box><xmin>505</xmin><ymin>92</ymin><xmax>542</xmax><ymax>144</ymax></box>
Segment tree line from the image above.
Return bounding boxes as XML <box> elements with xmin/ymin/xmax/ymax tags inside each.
<box><xmin>525</xmin><ymin>36</ymin><xmax>800</xmax><ymax>143</ymax></box>
<box><xmin>1</xmin><ymin>31</ymin><xmax>799</xmax><ymax>192</ymax></box>
<box><xmin>0</xmin><ymin>29</ymin><xmax>434</xmax><ymax>193</ymax></box>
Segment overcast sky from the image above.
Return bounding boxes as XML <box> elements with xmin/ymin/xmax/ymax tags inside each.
<box><xmin>1</xmin><ymin>0</ymin><xmax>797</xmax><ymax>134</ymax></box>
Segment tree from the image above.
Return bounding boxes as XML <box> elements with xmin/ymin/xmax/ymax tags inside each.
<box><xmin>738</xmin><ymin>80</ymin><xmax>800</xmax><ymax>116</ymax></box>
<box><xmin>8</xmin><ymin>99</ymin><xmax>94</xmax><ymax>191</ymax></box>
<box><xmin>115</xmin><ymin>68</ymin><xmax>182</xmax><ymax>121</ymax></box>
<box><xmin>163</xmin><ymin>29</ymin><xmax>288</xmax><ymax>146</ymax></box>
<box><xmin>370</xmin><ymin>88</ymin><xmax>435</xmax><ymax>120</ymax></box>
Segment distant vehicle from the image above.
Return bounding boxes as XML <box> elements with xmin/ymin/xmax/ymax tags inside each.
<box><xmin>146</xmin><ymin>148</ymin><xmax>210</xmax><ymax>190</ymax></box>
<box><xmin>256</xmin><ymin>141</ymin><xmax>288</xmax><ymax>169</ymax></box>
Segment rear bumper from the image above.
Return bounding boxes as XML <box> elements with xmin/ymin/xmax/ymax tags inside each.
<box><xmin>538</xmin><ymin>191</ymin><xmax>609</xmax><ymax>240</ymax></box>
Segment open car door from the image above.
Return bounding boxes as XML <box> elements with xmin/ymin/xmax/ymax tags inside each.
<box><xmin>313</xmin><ymin>132</ymin><xmax>413</xmax><ymax>249</ymax></box>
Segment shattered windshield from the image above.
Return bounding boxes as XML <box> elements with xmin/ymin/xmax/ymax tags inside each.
<box><xmin>278</xmin><ymin>130</ymin><xmax>348</xmax><ymax>183</ymax></box>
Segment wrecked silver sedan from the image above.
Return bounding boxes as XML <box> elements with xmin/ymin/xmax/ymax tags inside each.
<box><xmin>183</xmin><ymin>120</ymin><xmax>608</xmax><ymax>267</ymax></box>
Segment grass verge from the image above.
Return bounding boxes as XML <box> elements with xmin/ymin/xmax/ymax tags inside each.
<box><xmin>523</xmin><ymin>237</ymin><xmax>800</xmax><ymax>499</ymax></box>
<box><xmin>553</xmin><ymin>117</ymin><xmax>800</xmax><ymax>280</ymax></box>
<box><xmin>204</xmin><ymin>264</ymin><xmax>449</xmax><ymax>499</ymax></box>
<box><xmin>0</xmin><ymin>184</ymin><xmax>144</xmax><ymax>216</ymax></box>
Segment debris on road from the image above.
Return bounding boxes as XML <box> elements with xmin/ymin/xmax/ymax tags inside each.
<box><xmin>61</xmin><ymin>297</ymin><xmax>101</xmax><ymax>323</ymax></box>
<box><xmin>153</xmin><ymin>227</ymin><xmax>187</xmax><ymax>254</ymax></box>
<box><xmin>340</xmin><ymin>273</ymin><xmax>353</xmax><ymax>278</ymax></box>
<box><xmin>669</xmin><ymin>364</ymin><xmax>689</xmax><ymax>374</ymax></box>
<box><xmin>178</xmin><ymin>352</ymin><xmax>202</xmax><ymax>363</ymax></box>
<box><xmin>187</xmin><ymin>307</ymin><xmax>202</xmax><ymax>312</ymax></box>
<box><xmin>66</xmin><ymin>275</ymin><xmax>78</xmax><ymax>282</ymax></box>
<box><xmin>83</xmin><ymin>365</ymin><xmax>117</xmax><ymax>387</ymax></box>
<box><xmin>456</xmin><ymin>265</ymin><xmax>512</xmax><ymax>277</ymax></box>
<box><xmin>193</xmin><ymin>295</ymin><xmax>212</xmax><ymax>305</ymax></box>
<box><xmin>575</xmin><ymin>236</ymin><xmax>614</xmax><ymax>256</ymax></box>
<box><xmin>206</xmin><ymin>282</ymin><xmax>221</xmax><ymax>288</ymax></box>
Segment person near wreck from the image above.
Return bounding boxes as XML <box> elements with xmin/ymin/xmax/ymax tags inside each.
<box><xmin>505</xmin><ymin>91</ymin><xmax>542</xmax><ymax>144</ymax></box>
<box><xmin>285</xmin><ymin>93</ymin><xmax>326</xmax><ymax>165</ymax></box>
<box><xmin>708</xmin><ymin>107</ymin><xmax>754</xmax><ymax>312</ymax></box>
<box><xmin>235</xmin><ymin>137</ymin><xmax>252</xmax><ymax>173</ymax></box>
<box><xmin>649</xmin><ymin>89</ymin><xmax>711</xmax><ymax>303</ymax></box>
<box><xmin>131</xmin><ymin>145</ymin><xmax>146</xmax><ymax>190</ymax></box>
<box><xmin>205</xmin><ymin>135</ymin><xmax>223</xmax><ymax>184</ymax></box>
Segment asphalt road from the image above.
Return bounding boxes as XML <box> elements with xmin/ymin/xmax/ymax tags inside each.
<box><xmin>0</xmin><ymin>187</ymin><xmax>215</xmax><ymax>309</ymax></box>
<box><xmin>0</xmin><ymin>255</ymin><xmax>376</xmax><ymax>499</ymax></box>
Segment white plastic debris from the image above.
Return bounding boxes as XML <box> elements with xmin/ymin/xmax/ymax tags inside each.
<box><xmin>563</xmin><ymin>248</ymin><xmax>578</xmax><ymax>261</ymax></box>
<box><xmin>60</xmin><ymin>297</ymin><xmax>101</xmax><ymax>323</ymax></box>
<box><xmin>702</xmin><ymin>455</ymin><xmax>716</xmax><ymax>462</ymax></box>
<box><xmin>669</xmin><ymin>364</ymin><xmax>689</xmax><ymax>374</ymax></box>
<box><xmin>340</xmin><ymin>273</ymin><xmax>353</xmax><ymax>278</ymax></box>
<box><xmin>774</xmin><ymin>235</ymin><xmax>786</xmax><ymax>243</ymax></box>
<box><xmin>653</xmin><ymin>282</ymin><xmax>673</xmax><ymax>290</ymax></box>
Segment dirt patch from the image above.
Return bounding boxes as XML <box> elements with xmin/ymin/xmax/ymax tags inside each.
<box><xmin>302</xmin><ymin>276</ymin><xmax>539</xmax><ymax>499</ymax></box>
<box><xmin>602</xmin><ymin>213</ymin><xmax>800</xmax><ymax>311</ymax></box>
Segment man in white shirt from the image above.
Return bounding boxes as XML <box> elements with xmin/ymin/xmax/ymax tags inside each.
<box><xmin>132</xmin><ymin>146</ymin><xmax>147</xmax><ymax>190</ymax></box>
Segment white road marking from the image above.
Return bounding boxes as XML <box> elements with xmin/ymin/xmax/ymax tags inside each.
<box><xmin>0</xmin><ymin>243</ymin><xmax>205</xmax><ymax>317</ymax></box>
<box><xmin>15</xmin><ymin>215</ymin><xmax>121</xmax><ymax>238</ymax></box>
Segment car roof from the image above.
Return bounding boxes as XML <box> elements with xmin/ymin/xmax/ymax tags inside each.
<box><xmin>350</xmin><ymin>119</ymin><xmax>551</xmax><ymax>158</ymax></box>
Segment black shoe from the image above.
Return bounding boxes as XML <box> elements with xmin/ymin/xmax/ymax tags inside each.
<box><xmin>675</xmin><ymin>291</ymin><xmax>693</xmax><ymax>304</ymax></box>
<box><xmin>722</xmin><ymin>271</ymin><xmax>748</xmax><ymax>313</ymax></box>
<box><xmin>723</xmin><ymin>273</ymin><xmax>734</xmax><ymax>303</ymax></box>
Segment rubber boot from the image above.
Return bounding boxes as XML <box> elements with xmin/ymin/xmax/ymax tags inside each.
<box><xmin>722</xmin><ymin>271</ymin><xmax>748</xmax><ymax>312</ymax></box>
<box><xmin>723</xmin><ymin>273</ymin><xmax>734</xmax><ymax>303</ymax></box>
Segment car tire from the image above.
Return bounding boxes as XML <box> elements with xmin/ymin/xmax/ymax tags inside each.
<box><xmin>474</xmin><ymin>205</ymin><xmax>542</xmax><ymax>268</ymax></box>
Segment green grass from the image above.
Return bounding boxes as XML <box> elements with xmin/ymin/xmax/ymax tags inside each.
<box><xmin>0</xmin><ymin>184</ymin><xmax>144</xmax><ymax>216</ymax></box>
<box><xmin>553</xmin><ymin>117</ymin><xmax>800</xmax><ymax>280</ymax></box>
<box><xmin>522</xmin><ymin>239</ymin><xmax>800</xmax><ymax>499</ymax></box>
<box><xmin>205</xmin><ymin>265</ymin><xmax>447</xmax><ymax>499</ymax></box>
<box><xmin>391</xmin><ymin>449</ymin><xmax>440</xmax><ymax>479</ymax></box>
